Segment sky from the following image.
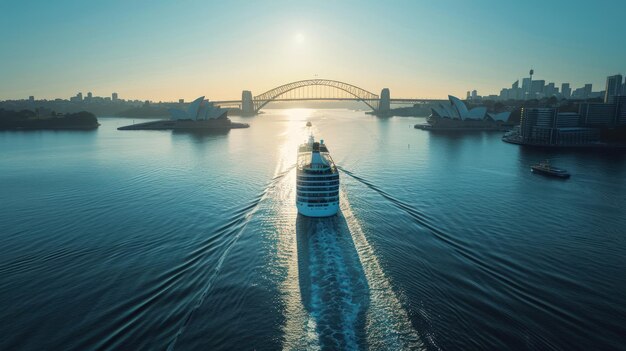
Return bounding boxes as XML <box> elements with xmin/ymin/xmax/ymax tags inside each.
<box><xmin>1</xmin><ymin>0</ymin><xmax>625</xmax><ymax>101</ymax></box>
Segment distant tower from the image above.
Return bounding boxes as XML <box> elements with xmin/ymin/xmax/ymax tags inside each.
<box><xmin>379</xmin><ymin>88</ymin><xmax>390</xmax><ymax>113</ymax></box>
<box><xmin>466</xmin><ymin>91</ymin><xmax>471</xmax><ymax>100</ymax></box>
<box><xmin>242</xmin><ymin>90</ymin><xmax>254</xmax><ymax>115</ymax></box>
<box><xmin>112</xmin><ymin>92</ymin><xmax>119</xmax><ymax>101</ymax></box>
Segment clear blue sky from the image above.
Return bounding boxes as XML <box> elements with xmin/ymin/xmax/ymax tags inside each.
<box><xmin>1</xmin><ymin>0</ymin><xmax>624</xmax><ymax>101</ymax></box>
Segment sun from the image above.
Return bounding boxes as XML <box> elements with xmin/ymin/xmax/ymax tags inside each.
<box><xmin>294</xmin><ymin>32</ymin><xmax>305</xmax><ymax>44</ymax></box>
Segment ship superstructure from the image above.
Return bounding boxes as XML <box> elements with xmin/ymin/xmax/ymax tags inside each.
<box><xmin>296</xmin><ymin>135</ymin><xmax>339</xmax><ymax>217</ymax></box>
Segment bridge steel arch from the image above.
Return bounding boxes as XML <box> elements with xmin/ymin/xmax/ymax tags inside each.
<box><xmin>253</xmin><ymin>79</ymin><xmax>380</xmax><ymax>112</ymax></box>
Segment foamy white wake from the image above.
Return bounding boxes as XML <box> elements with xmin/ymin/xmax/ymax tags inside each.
<box><xmin>340</xmin><ymin>191</ymin><xmax>425</xmax><ymax>350</ymax></box>
<box><xmin>273</xmin><ymin>168</ymin><xmax>423</xmax><ymax>350</ymax></box>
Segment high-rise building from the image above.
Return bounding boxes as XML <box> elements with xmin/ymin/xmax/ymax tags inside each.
<box><xmin>561</xmin><ymin>83</ymin><xmax>571</xmax><ymax>99</ymax></box>
<box><xmin>179</xmin><ymin>99</ymin><xmax>184</xmax><ymax>104</ymax></box>
<box><xmin>29</xmin><ymin>96</ymin><xmax>34</xmax><ymax>102</ymax></box>
<box><xmin>604</xmin><ymin>74</ymin><xmax>623</xmax><ymax>103</ymax></box>
<box><xmin>522</xmin><ymin>78</ymin><xmax>532</xmax><ymax>99</ymax></box>
<box><xmin>512</xmin><ymin>80</ymin><xmax>519</xmax><ymax>89</ymax></box>
<box><xmin>112</xmin><ymin>92</ymin><xmax>118</xmax><ymax>101</ymax></box>
<box><xmin>544</xmin><ymin>82</ymin><xmax>556</xmax><ymax>97</ymax></box>
<box><xmin>471</xmin><ymin>90</ymin><xmax>477</xmax><ymax>99</ymax></box>
<box><xmin>531</xmin><ymin>80</ymin><xmax>545</xmax><ymax>97</ymax></box>
<box><xmin>520</xmin><ymin>107</ymin><xmax>557</xmax><ymax>143</ymax></box>
<box><xmin>584</xmin><ymin>84</ymin><xmax>592</xmax><ymax>98</ymax></box>
<box><xmin>466</xmin><ymin>91</ymin><xmax>471</xmax><ymax>100</ymax></box>
<box><xmin>77</xmin><ymin>92</ymin><xmax>83</xmax><ymax>101</ymax></box>
<box><xmin>500</xmin><ymin>88</ymin><xmax>509</xmax><ymax>100</ymax></box>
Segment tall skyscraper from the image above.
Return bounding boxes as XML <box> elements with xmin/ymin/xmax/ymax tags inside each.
<box><xmin>471</xmin><ymin>90</ymin><xmax>478</xmax><ymax>99</ymax></box>
<box><xmin>112</xmin><ymin>92</ymin><xmax>119</xmax><ymax>101</ymax></box>
<box><xmin>543</xmin><ymin>82</ymin><xmax>556</xmax><ymax>97</ymax></box>
<box><xmin>604</xmin><ymin>74</ymin><xmax>623</xmax><ymax>103</ymax></box>
<box><xmin>512</xmin><ymin>80</ymin><xmax>519</xmax><ymax>89</ymax></box>
<box><xmin>584</xmin><ymin>84</ymin><xmax>592</xmax><ymax>99</ymax></box>
<box><xmin>531</xmin><ymin>80</ymin><xmax>545</xmax><ymax>97</ymax></box>
<box><xmin>522</xmin><ymin>78</ymin><xmax>532</xmax><ymax>99</ymax></box>
<box><xmin>561</xmin><ymin>83</ymin><xmax>571</xmax><ymax>99</ymax></box>
<box><xmin>466</xmin><ymin>91</ymin><xmax>471</xmax><ymax>100</ymax></box>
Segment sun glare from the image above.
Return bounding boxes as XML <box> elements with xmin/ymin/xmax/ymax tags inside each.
<box><xmin>294</xmin><ymin>32</ymin><xmax>305</xmax><ymax>44</ymax></box>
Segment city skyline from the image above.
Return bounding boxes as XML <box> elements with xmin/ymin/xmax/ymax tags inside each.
<box><xmin>1</xmin><ymin>0</ymin><xmax>625</xmax><ymax>101</ymax></box>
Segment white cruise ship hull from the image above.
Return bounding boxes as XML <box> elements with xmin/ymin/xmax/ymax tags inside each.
<box><xmin>296</xmin><ymin>201</ymin><xmax>339</xmax><ymax>217</ymax></box>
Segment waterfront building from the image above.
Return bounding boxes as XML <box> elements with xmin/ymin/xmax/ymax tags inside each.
<box><xmin>604</xmin><ymin>74</ymin><xmax>623</xmax><ymax>103</ymax></box>
<box><xmin>617</xmin><ymin>96</ymin><xmax>626</xmax><ymax>125</ymax></box>
<box><xmin>579</xmin><ymin>102</ymin><xmax>616</xmax><ymax>126</ymax></box>
<box><xmin>424</xmin><ymin>95</ymin><xmax>510</xmax><ymax>130</ymax></box>
<box><xmin>555</xmin><ymin>112</ymin><xmax>580</xmax><ymax>128</ymax></box>
<box><xmin>520</xmin><ymin>107</ymin><xmax>600</xmax><ymax>145</ymax></box>
<box><xmin>520</xmin><ymin>108</ymin><xmax>556</xmax><ymax>143</ymax></box>
<box><xmin>168</xmin><ymin>96</ymin><xmax>227</xmax><ymax>120</ymax></box>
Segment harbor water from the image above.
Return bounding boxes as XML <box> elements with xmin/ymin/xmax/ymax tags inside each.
<box><xmin>1</xmin><ymin>109</ymin><xmax>625</xmax><ymax>350</ymax></box>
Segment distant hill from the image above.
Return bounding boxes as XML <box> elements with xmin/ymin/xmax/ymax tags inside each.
<box><xmin>0</xmin><ymin>109</ymin><xmax>99</xmax><ymax>130</ymax></box>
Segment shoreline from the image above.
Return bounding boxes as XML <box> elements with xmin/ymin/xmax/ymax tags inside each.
<box><xmin>117</xmin><ymin>119</ymin><xmax>249</xmax><ymax>131</ymax></box>
<box><xmin>501</xmin><ymin>136</ymin><xmax>626</xmax><ymax>150</ymax></box>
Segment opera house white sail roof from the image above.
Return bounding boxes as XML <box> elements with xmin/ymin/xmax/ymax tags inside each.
<box><xmin>168</xmin><ymin>96</ymin><xmax>227</xmax><ymax>120</ymax></box>
<box><xmin>431</xmin><ymin>95</ymin><xmax>510</xmax><ymax>122</ymax></box>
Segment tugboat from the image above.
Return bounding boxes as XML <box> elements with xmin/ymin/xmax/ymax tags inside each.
<box><xmin>296</xmin><ymin>135</ymin><xmax>339</xmax><ymax>217</ymax></box>
<box><xmin>306</xmin><ymin>121</ymin><xmax>312</xmax><ymax>127</ymax></box>
<box><xmin>531</xmin><ymin>160</ymin><xmax>570</xmax><ymax>179</ymax></box>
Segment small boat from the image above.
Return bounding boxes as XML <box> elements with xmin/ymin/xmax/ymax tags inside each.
<box><xmin>530</xmin><ymin>160</ymin><xmax>570</xmax><ymax>179</ymax></box>
<box><xmin>306</xmin><ymin>121</ymin><xmax>312</xmax><ymax>127</ymax></box>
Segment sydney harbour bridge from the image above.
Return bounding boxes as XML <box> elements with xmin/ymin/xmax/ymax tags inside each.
<box><xmin>211</xmin><ymin>79</ymin><xmax>445</xmax><ymax>115</ymax></box>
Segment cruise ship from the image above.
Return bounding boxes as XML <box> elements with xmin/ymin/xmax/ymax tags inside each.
<box><xmin>296</xmin><ymin>135</ymin><xmax>339</xmax><ymax>217</ymax></box>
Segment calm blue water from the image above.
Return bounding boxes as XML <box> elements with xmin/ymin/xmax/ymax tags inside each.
<box><xmin>1</xmin><ymin>110</ymin><xmax>625</xmax><ymax>350</ymax></box>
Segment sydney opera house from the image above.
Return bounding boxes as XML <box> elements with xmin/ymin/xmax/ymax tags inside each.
<box><xmin>118</xmin><ymin>96</ymin><xmax>248</xmax><ymax>131</ymax></box>
<box><xmin>418</xmin><ymin>95</ymin><xmax>511</xmax><ymax>130</ymax></box>
<box><xmin>168</xmin><ymin>96</ymin><xmax>227</xmax><ymax>120</ymax></box>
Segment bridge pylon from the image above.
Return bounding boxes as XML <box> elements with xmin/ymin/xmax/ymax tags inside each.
<box><xmin>242</xmin><ymin>90</ymin><xmax>254</xmax><ymax>115</ymax></box>
<box><xmin>378</xmin><ymin>88</ymin><xmax>391</xmax><ymax>115</ymax></box>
